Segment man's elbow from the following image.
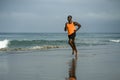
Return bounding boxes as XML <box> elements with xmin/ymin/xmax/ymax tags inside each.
<box><xmin>64</xmin><ymin>29</ymin><xmax>66</xmax><ymax>31</ymax></box>
<box><xmin>79</xmin><ymin>24</ymin><xmax>81</xmax><ymax>28</ymax></box>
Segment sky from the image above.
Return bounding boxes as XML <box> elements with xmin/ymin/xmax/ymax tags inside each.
<box><xmin>0</xmin><ymin>0</ymin><xmax>120</xmax><ymax>33</ymax></box>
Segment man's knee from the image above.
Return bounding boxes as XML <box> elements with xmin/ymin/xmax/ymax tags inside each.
<box><xmin>68</xmin><ymin>39</ymin><xmax>73</xmax><ymax>44</ymax></box>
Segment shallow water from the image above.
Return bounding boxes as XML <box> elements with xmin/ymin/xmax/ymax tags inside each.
<box><xmin>0</xmin><ymin>45</ymin><xmax>120</xmax><ymax>80</ymax></box>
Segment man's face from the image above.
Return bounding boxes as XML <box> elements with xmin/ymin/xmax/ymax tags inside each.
<box><xmin>67</xmin><ymin>16</ymin><xmax>72</xmax><ymax>22</ymax></box>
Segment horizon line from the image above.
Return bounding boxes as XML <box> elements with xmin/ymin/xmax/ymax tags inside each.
<box><xmin>0</xmin><ymin>32</ymin><xmax>120</xmax><ymax>34</ymax></box>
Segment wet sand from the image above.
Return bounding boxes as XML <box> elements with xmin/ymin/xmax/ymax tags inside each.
<box><xmin>0</xmin><ymin>47</ymin><xmax>120</xmax><ymax>80</ymax></box>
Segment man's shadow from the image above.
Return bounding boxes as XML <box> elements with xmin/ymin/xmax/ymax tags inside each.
<box><xmin>66</xmin><ymin>58</ymin><xmax>77</xmax><ymax>80</ymax></box>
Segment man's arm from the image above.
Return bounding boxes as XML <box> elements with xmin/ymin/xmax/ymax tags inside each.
<box><xmin>74</xmin><ymin>22</ymin><xmax>81</xmax><ymax>32</ymax></box>
<box><xmin>64</xmin><ymin>23</ymin><xmax>67</xmax><ymax>31</ymax></box>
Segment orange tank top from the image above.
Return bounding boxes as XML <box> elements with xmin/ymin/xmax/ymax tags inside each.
<box><xmin>67</xmin><ymin>22</ymin><xmax>76</xmax><ymax>35</ymax></box>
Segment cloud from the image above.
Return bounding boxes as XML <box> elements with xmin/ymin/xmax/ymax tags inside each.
<box><xmin>0</xmin><ymin>0</ymin><xmax>120</xmax><ymax>33</ymax></box>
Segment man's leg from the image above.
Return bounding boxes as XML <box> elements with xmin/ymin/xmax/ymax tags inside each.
<box><xmin>68</xmin><ymin>39</ymin><xmax>75</xmax><ymax>55</ymax></box>
<box><xmin>72</xmin><ymin>39</ymin><xmax>77</xmax><ymax>57</ymax></box>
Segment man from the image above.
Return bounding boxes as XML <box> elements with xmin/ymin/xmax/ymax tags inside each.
<box><xmin>64</xmin><ymin>15</ymin><xmax>81</xmax><ymax>58</ymax></box>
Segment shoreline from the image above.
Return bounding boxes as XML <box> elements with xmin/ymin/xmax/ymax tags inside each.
<box><xmin>0</xmin><ymin>47</ymin><xmax>120</xmax><ymax>80</ymax></box>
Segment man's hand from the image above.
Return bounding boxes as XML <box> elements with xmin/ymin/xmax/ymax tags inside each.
<box><xmin>74</xmin><ymin>30</ymin><xmax>77</xmax><ymax>33</ymax></box>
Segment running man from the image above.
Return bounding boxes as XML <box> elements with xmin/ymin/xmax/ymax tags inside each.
<box><xmin>64</xmin><ymin>15</ymin><xmax>81</xmax><ymax>57</ymax></box>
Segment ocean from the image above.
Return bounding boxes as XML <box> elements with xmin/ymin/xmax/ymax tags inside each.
<box><xmin>0</xmin><ymin>33</ymin><xmax>120</xmax><ymax>52</ymax></box>
<box><xmin>0</xmin><ymin>33</ymin><xmax>120</xmax><ymax>80</ymax></box>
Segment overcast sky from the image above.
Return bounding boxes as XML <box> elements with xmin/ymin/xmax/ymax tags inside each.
<box><xmin>0</xmin><ymin>0</ymin><xmax>120</xmax><ymax>33</ymax></box>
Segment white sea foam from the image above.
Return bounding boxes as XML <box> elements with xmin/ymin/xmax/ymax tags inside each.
<box><xmin>110</xmin><ymin>40</ymin><xmax>120</xmax><ymax>43</ymax></box>
<box><xmin>31</xmin><ymin>46</ymin><xmax>43</xmax><ymax>50</ymax></box>
<box><xmin>30</xmin><ymin>45</ymin><xmax>64</xmax><ymax>50</ymax></box>
<box><xmin>0</xmin><ymin>39</ymin><xmax>9</xmax><ymax>49</ymax></box>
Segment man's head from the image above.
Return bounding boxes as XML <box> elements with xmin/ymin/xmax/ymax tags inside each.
<box><xmin>67</xmin><ymin>15</ymin><xmax>72</xmax><ymax>22</ymax></box>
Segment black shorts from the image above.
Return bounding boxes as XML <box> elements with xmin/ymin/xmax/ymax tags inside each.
<box><xmin>68</xmin><ymin>32</ymin><xmax>76</xmax><ymax>40</ymax></box>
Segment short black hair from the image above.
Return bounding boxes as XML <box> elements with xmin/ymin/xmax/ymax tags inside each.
<box><xmin>68</xmin><ymin>15</ymin><xmax>72</xmax><ymax>18</ymax></box>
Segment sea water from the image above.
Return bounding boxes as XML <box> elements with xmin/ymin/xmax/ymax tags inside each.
<box><xmin>0</xmin><ymin>33</ymin><xmax>120</xmax><ymax>51</ymax></box>
<box><xmin>0</xmin><ymin>33</ymin><xmax>120</xmax><ymax>80</ymax></box>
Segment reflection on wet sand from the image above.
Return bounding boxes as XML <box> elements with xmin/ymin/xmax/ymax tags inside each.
<box><xmin>66</xmin><ymin>58</ymin><xmax>77</xmax><ymax>80</ymax></box>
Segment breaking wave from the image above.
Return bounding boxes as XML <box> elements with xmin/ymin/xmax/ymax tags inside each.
<box><xmin>110</xmin><ymin>39</ymin><xmax>120</xmax><ymax>43</ymax></box>
<box><xmin>0</xmin><ymin>39</ymin><xmax>67</xmax><ymax>51</ymax></box>
<box><xmin>0</xmin><ymin>39</ymin><xmax>9</xmax><ymax>49</ymax></box>
<box><xmin>0</xmin><ymin>39</ymin><xmax>119</xmax><ymax>51</ymax></box>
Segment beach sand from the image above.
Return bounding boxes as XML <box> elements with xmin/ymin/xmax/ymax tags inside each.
<box><xmin>0</xmin><ymin>46</ymin><xmax>120</xmax><ymax>80</ymax></box>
